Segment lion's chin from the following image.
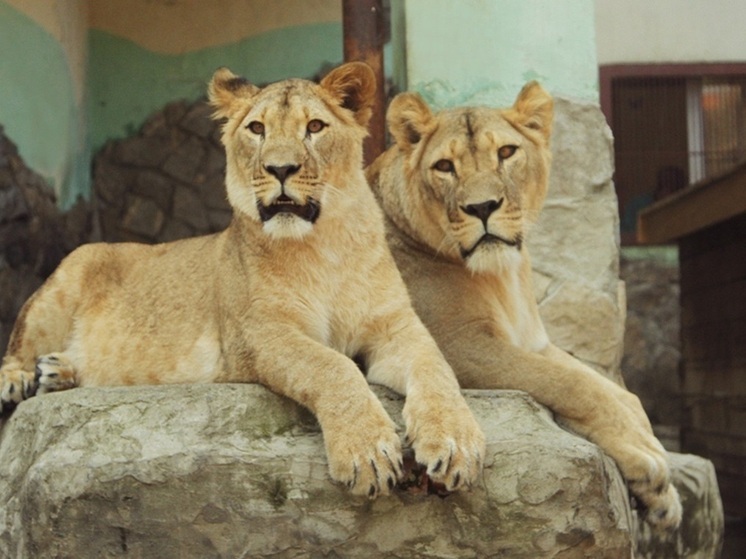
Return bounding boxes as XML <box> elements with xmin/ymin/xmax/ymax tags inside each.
<box><xmin>257</xmin><ymin>195</ymin><xmax>321</xmax><ymax>240</ymax></box>
<box><xmin>262</xmin><ymin>213</ymin><xmax>315</xmax><ymax>240</ymax></box>
<box><xmin>463</xmin><ymin>239</ymin><xmax>523</xmax><ymax>275</ymax></box>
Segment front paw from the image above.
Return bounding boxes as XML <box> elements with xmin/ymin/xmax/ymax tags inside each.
<box><xmin>630</xmin><ymin>467</ymin><xmax>683</xmax><ymax>531</ymax></box>
<box><xmin>403</xmin><ymin>396</ymin><xmax>485</xmax><ymax>491</ymax></box>
<box><xmin>323</xmin><ymin>406</ymin><xmax>403</xmax><ymax>498</ymax></box>
<box><xmin>35</xmin><ymin>353</ymin><xmax>76</xmax><ymax>394</ymax></box>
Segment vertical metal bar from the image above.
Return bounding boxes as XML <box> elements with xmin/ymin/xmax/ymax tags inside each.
<box><xmin>342</xmin><ymin>0</ymin><xmax>386</xmax><ymax>166</ymax></box>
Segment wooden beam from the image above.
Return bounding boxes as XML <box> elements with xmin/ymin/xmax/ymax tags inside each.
<box><xmin>637</xmin><ymin>162</ymin><xmax>746</xmax><ymax>243</ymax></box>
<box><xmin>342</xmin><ymin>0</ymin><xmax>387</xmax><ymax>166</ymax></box>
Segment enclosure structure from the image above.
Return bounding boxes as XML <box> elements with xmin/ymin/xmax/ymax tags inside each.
<box><xmin>639</xmin><ymin>162</ymin><xmax>746</xmax><ymax>516</ymax></box>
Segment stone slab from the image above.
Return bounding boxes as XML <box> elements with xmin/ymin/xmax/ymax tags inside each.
<box><xmin>0</xmin><ymin>384</ymin><xmax>634</xmax><ymax>558</ymax></box>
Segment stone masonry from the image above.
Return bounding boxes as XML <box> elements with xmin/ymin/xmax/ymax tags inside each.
<box><xmin>0</xmin><ymin>127</ymin><xmax>94</xmax><ymax>355</ymax></box>
<box><xmin>93</xmin><ymin>98</ymin><xmax>231</xmax><ymax>245</ymax></box>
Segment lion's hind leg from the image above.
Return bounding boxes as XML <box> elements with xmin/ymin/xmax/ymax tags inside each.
<box><xmin>1</xmin><ymin>252</ymin><xmax>86</xmax><ymax>414</ymax></box>
<box><xmin>0</xmin><ymin>357</ymin><xmax>38</xmax><ymax>413</ymax></box>
<box><xmin>0</xmin><ymin>353</ymin><xmax>78</xmax><ymax>413</ymax></box>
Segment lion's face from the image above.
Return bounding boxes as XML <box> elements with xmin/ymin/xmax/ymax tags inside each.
<box><xmin>209</xmin><ymin>63</ymin><xmax>375</xmax><ymax>239</ymax></box>
<box><xmin>384</xmin><ymin>83</ymin><xmax>553</xmax><ymax>274</ymax></box>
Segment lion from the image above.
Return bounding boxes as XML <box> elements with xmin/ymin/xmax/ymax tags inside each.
<box><xmin>0</xmin><ymin>62</ymin><xmax>485</xmax><ymax>498</ymax></box>
<box><xmin>366</xmin><ymin>82</ymin><xmax>683</xmax><ymax>529</ymax></box>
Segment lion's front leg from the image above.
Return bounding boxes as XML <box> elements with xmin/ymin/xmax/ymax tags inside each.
<box><xmin>365</xmin><ymin>316</ymin><xmax>485</xmax><ymax>491</ymax></box>
<box><xmin>539</xmin><ymin>343</ymin><xmax>682</xmax><ymax>529</ymax></box>
<box><xmin>441</xmin><ymin>329</ymin><xmax>682</xmax><ymax>529</ymax></box>
<box><xmin>222</xmin><ymin>328</ymin><xmax>402</xmax><ymax>498</ymax></box>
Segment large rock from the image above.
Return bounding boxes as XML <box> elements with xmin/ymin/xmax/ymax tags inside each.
<box><xmin>529</xmin><ymin>99</ymin><xmax>626</xmax><ymax>382</ymax></box>
<box><xmin>0</xmin><ymin>384</ymin><xmax>635</xmax><ymax>558</ymax></box>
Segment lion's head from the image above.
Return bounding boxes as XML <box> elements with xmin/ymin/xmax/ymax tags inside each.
<box><xmin>209</xmin><ymin>62</ymin><xmax>376</xmax><ymax>239</ymax></box>
<box><xmin>371</xmin><ymin>82</ymin><xmax>553</xmax><ymax>274</ymax></box>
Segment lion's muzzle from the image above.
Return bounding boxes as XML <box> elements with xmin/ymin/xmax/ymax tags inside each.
<box><xmin>460</xmin><ymin>233</ymin><xmax>523</xmax><ymax>260</ymax></box>
<box><xmin>257</xmin><ymin>194</ymin><xmax>321</xmax><ymax>223</ymax></box>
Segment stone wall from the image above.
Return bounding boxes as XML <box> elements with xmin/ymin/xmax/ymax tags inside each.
<box><xmin>93</xmin><ymin>98</ymin><xmax>231</xmax><ymax>244</ymax></box>
<box><xmin>620</xmin><ymin>249</ymin><xmax>683</xmax><ymax>451</ymax></box>
<box><xmin>0</xmin><ymin>127</ymin><xmax>94</xmax><ymax>354</ymax></box>
<box><xmin>530</xmin><ymin>98</ymin><xmax>626</xmax><ymax>384</ymax></box>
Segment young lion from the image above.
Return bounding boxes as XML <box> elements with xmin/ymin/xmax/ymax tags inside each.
<box><xmin>366</xmin><ymin>82</ymin><xmax>682</xmax><ymax>529</ymax></box>
<box><xmin>0</xmin><ymin>63</ymin><xmax>485</xmax><ymax>498</ymax></box>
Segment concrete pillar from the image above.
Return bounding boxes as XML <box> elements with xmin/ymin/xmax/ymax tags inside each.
<box><xmin>390</xmin><ymin>0</ymin><xmax>625</xmax><ymax>379</ymax></box>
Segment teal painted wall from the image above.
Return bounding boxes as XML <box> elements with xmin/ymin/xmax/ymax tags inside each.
<box><xmin>0</xmin><ymin>2</ymin><xmax>89</xmax><ymax>208</ymax></box>
<box><xmin>393</xmin><ymin>0</ymin><xmax>598</xmax><ymax>109</ymax></box>
<box><xmin>0</xmin><ymin>2</ymin><xmax>344</xmax><ymax>206</ymax></box>
<box><xmin>1</xmin><ymin>0</ymin><xmax>598</xmax><ymax>205</ymax></box>
<box><xmin>88</xmin><ymin>23</ymin><xmax>344</xmax><ymax>154</ymax></box>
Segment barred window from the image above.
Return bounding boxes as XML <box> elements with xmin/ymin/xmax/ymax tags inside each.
<box><xmin>601</xmin><ymin>66</ymin><xmax>746</xmax><ymax>244</ymax></box>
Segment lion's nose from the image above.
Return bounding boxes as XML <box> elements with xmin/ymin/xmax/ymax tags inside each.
<box><xmin>265</xmin><ymin>164</ymin><xmax>300</xmax><ymax>184</ymax></box>
<box><xmin>461</xmin><ymin>198</ymin><xmax>504</xmax><ymax>224</ymax></box>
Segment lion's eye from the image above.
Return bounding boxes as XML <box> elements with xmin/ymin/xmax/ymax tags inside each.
<box><xmin>498</xmin><ymin>145</ymin><xmax>518</xmax><ymax>160</ymax></box>
<box><xmin>433</xmin><ymin>159</ymin><xmax>455</xmax><ymax>173</ymax></box>
<box><xmin>307</xmin><ymin>119</ymin><xmax>326</xmax><ymax>134</ymax></box>
<box><xmin>247</xmin><ymin>121</ymin><xmax>265</xmax><ymax>135</ymax></box>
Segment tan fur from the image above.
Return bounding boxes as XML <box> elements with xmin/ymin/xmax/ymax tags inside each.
<box><xmin>367</xmin><ymin>82</ymin><xmax>682</xmax><ymax>529</ymax></box>
<box><xmin>0</xmin><ymin>63</ymin><xmax>484</xmax><ymax>498</ymax></box>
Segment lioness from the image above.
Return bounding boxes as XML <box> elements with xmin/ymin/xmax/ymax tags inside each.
<box><xmin>366</xmin><ymin>82</ymin><xmax>682</xmax><ymax>528</ymax></box>
<box><xmin>0</xmin><ymin>63</ymin><xmax>485</xmax><ymax>498</ymax></box>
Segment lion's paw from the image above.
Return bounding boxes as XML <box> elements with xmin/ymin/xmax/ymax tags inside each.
<box><xmin>0</xmin><ymin>367</ymin><xmax>36</xmax><ymax>413</ymax></box>
<box><xmin>628</xmin><ymin>460</ymin><xmax>683</xmax><ymax>531</ymax></box>
<box><xmin>324</xmin><ymin>408</ymin><xmax>403</xmax><ymax>498</ymax></box>
<box><xmin>403</xmin><ymin>397</ymin><xmax>485</xmax><ymax>491</ymax></box>
<box><xmin>34</xmin><ymin>353</ymin><xmax>76</xmax><ymax>395</ymax></box>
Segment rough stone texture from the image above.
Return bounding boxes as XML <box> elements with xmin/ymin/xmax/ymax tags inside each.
<box><xmin>0</xmin><ymin>385</ymin><xmax>635</xmax><ymax>559</ymax></box>
<box><xmin>92</xmin><ymin>98</ymin><xmax>231</xmax><ymax>244</ymax></box>
<box><xmin>620</xmin><ymin>250</ymin><xmax>683</xmax><ymax>451</ymax></box>
<box><xmin>0</xmin><ymin>127</ymin><xmax>94</xmax><ymax>355</ymax></box>
<box><xmin>529</xmin><ymin>99</ymin><xmax>626</xmax><ymax>383</ymax></box>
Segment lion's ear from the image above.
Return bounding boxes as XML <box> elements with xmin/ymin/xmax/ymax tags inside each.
<box><xmin>208</xmin><ymin>67</ymin><xmax>259</xmax><ymax>120</ymax></box>
<box><xmin>320</xmin><ymin>62</ymin><xmax>376</xmax><ymax>126</ymax></box>
<box><xmin>508</xmin><ymin>81</ymin><xmax>554</xmax><ymax>141</ymax></box>
<box><xmin>387</xmin><ymin>92</ymin><xmax>435</xmax><ymax>151</ymax></box>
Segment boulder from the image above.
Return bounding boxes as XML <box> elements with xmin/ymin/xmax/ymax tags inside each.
<box><xmin>529</xmin><ymin>98</ymin><xmax>626</xmax><ymax>382</ymax></box>
<box><xmin>0</xmin><ymin>384</ymin><xmax>635</xmax><ymax>558</ymax></box>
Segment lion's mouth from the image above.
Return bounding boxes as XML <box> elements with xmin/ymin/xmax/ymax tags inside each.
<box><xmin>257</xmin><ymin>194</ymin><xmax>320</xmax><ymax>223</ymax></box>
<box><xmin>460</xmin><ymin>233</ymin><xmax>523</xmax><ymax>259</ymax></box>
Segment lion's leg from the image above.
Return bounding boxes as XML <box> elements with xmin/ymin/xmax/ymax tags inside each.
<box><xmin>538</xmin><ymin>343</ymin><xmax>682</xmax><ymax>529</ymax></box>
<box><xmin>445</xmin><ymin>333</ymin><xmax>681</xmax><ymax>530</ymax></box>
<box><xmin>1</xmin><ymin>263</ymin><xmax>81</xmax><ymax>413</ymax></box>
<box><xmin>364</xmin><ymin>312</ymin><xmax>485</xmax><ymax>492</ymax></box>
<box><xmin>220</xmin><ymin>324</ymin><xmax>403</xmax><ymax>498</ymax></box>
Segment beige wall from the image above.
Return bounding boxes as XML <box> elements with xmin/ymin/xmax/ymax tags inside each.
<box><xmin>89</xmin><ymin>0</ymin><xmax>340</xmax><ymax>54</ymax></box>
<box><xmin>595</xmin><ymin>0</ymin><xmax>746</xmax><ymax>64</ymax></box>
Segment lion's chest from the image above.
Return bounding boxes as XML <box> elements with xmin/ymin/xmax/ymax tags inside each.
<box><xmin>482</xmin><ymin>272</ymin><xmax>549</xmax><ymax>353</ymax></box>
<box><xmin>257</xmin><ymin>242</ymin><xmax>384</xmax><ymax>354</ymax></box>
